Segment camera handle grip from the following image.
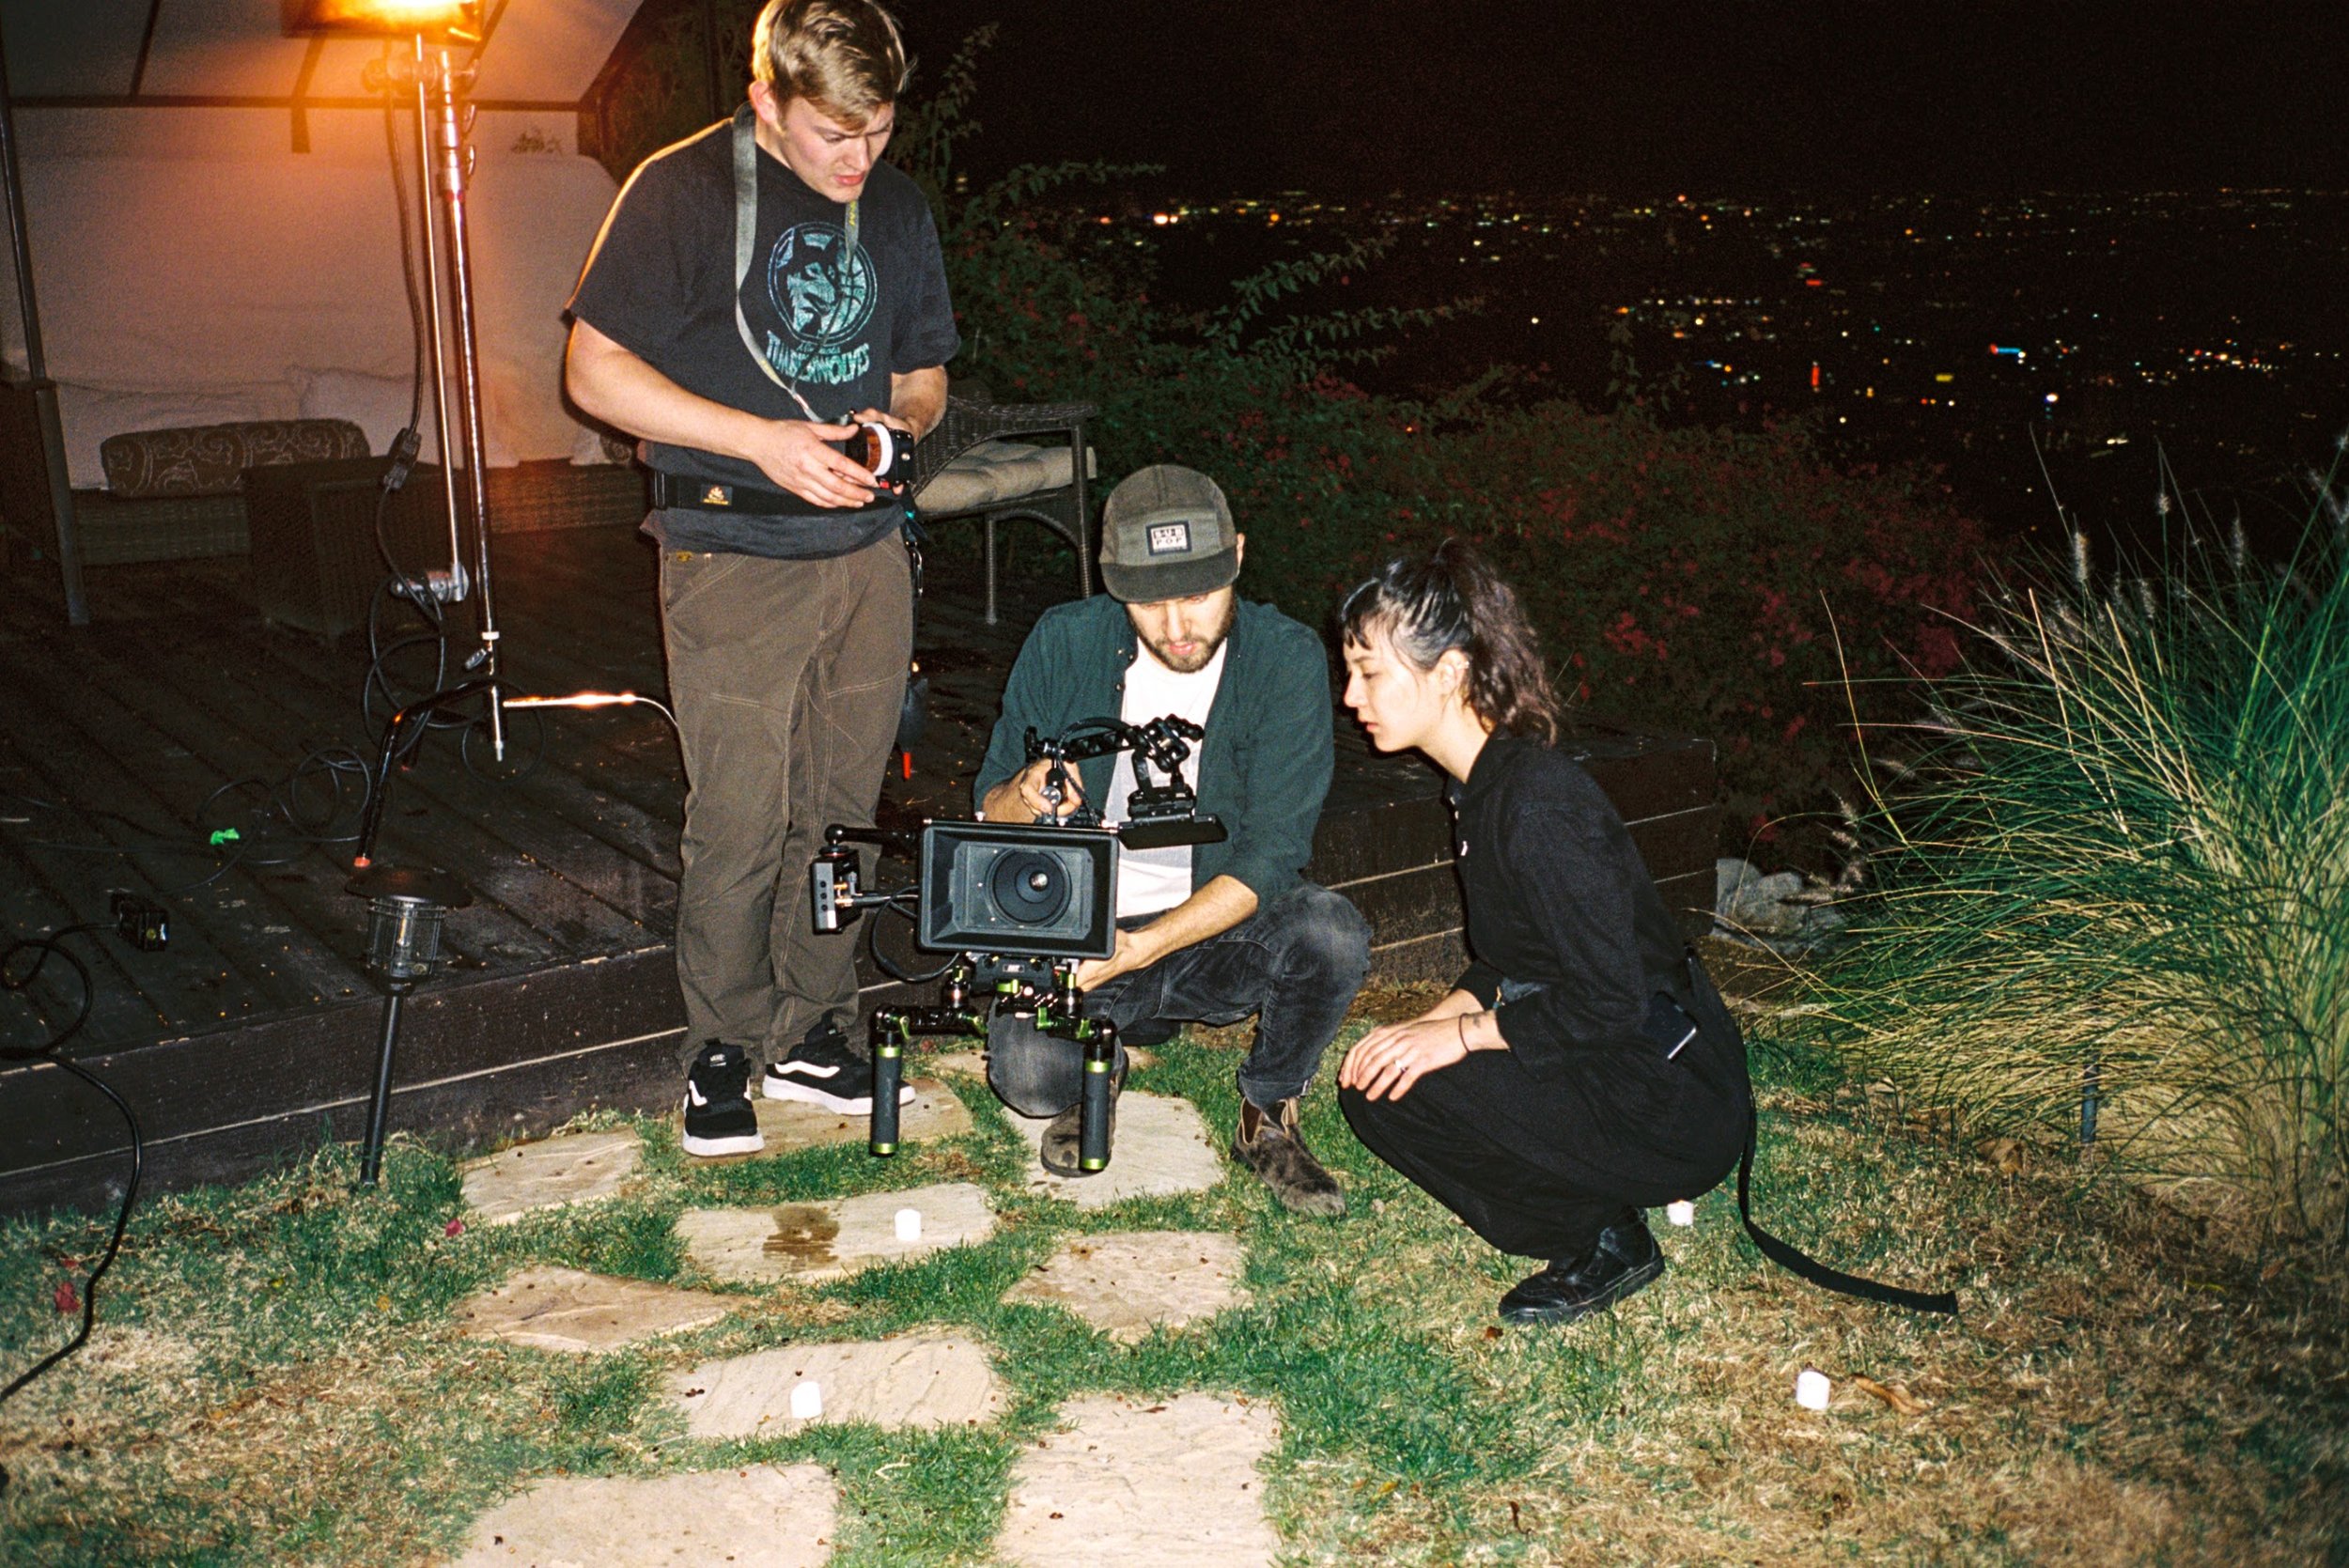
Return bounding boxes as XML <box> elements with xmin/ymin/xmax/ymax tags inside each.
<box><xmin>869</xmin><ymin>1017</ymin><xmax>904</xmax><ymax>1156</ymax></box>
<box><xmin>1078</xmin><ymin>1022</ymin><xmax>1118</xmax><ymax>1172</ymax></box>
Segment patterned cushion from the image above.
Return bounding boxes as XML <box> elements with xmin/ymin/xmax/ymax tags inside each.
<box><xmin>913</xmin><ymin>439</ymin><xmax>1090</xmax><ymax>515</ymax></box>
<box><xmin>100</xmin><ymin>418</ymin><xmax>369</xmax><ymax>498</ymax></box>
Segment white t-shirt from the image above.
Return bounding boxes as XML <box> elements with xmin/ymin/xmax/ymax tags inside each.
<box><xmin>1107</xmin><ymin>642</ymin><xmax>1226</xmax><ymax>919</ymax></box>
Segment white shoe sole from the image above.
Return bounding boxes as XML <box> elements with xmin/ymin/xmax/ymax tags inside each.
<box><xmin>762</xmin><ymin>1073</ymin><xmax>914</xmax><ymax>1111</ymax></box>
<box><xmin>680</xmin><ymin>1126</ymin><xmax>764</xmax><ymax>1157</ymax></box>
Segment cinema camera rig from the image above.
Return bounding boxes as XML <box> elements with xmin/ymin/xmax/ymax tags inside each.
<box><xmin>810</xmin><ymin>716</ymin><xmax>1226</xmax><ymax>1172</ymax></box>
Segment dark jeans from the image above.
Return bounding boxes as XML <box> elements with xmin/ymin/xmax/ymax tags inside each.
<box><xmin>988</xmin><ymin>883</ymin><xmax>1372</xmax><ymax>1115</ymax></box>
<box><xmin>660</xmin><ymin>534</ymin><xmax>912</xmax><ymax>1068</ymax></box>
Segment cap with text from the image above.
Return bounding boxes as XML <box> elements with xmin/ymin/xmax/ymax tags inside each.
<box><xmin>1097</xmin><ymin>464</ymin><xmax>1239</xmax><ymax>603</ymax></box>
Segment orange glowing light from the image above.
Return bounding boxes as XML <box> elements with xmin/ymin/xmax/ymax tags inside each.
<box><xmin>284</xmin><ymin>0</ymin><xmax>480</xmax><ymax>39</ymax></box>
<box><xmin>504</xmin><ymin>691</ymin><xmax>644</xmax><ymax>709</ymax></box>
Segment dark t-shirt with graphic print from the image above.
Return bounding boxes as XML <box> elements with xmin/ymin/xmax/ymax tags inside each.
<box><xmin>568</xmin><ymin>113</ymin><xmax>960</xmax><ymax>559</ymax></box>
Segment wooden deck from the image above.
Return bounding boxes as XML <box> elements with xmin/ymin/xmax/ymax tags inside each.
<box><xmin>0</xmin><ymin>506</ymin><xmax>1716</xmax><ymax>1215</ymax></box>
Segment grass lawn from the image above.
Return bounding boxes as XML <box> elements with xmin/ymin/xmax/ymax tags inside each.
<box><xmin>3</xmin><ymin>969</ymin><xmax>2344</xmax><ymax>1565</ymax></box>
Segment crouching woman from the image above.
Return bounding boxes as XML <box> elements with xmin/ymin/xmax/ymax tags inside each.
<box><xmin>1335</xmin><ymin>541</ymin><xmax>1751</xmax><ymax>1326</ymax></box>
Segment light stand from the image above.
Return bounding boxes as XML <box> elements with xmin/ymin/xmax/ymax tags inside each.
<box><xmin>346</xmin><ymin>862</ymin><xmax>471</xmax><ymax>1186</ymax></box>
<box><xmin>289</xmin><ymin>2</ymin><xmax>507</xmax><ymax>761</ymax></box>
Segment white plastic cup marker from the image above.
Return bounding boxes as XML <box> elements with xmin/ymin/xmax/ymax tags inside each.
<box><xmin>789</xmin><ymin>1380</ymin><xmax>824</xmax><ymax>1421</ymax></box>
<box><xmin>894</xmin><ymin>1207</ymin><xmax>923</xmax><ymax>1242</ymax></box>
<box><xmin>1665</xmin><ymin>1200</ymin><xmax>1696</xmax><ymax>1227</ymax></box>
<box><xmin>1795</xmin><ymin>1368</ymin><xmax>1831</xmax><ymax>1411</ymax></box>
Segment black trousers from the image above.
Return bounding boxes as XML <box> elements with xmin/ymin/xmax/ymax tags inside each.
<box><xmin>1341</xmin><ymin>1023</ymin><xmax>1750</xmax><ymax>1263</ymax></box>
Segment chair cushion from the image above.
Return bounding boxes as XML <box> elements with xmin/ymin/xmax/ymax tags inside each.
<box><xmin>101</xmin><ymin>418</ymin><xmax>368</xmax><ymax>498</ymax></box>
<box><xmin>914</xmin><ymin>439</ymin><xmax>1087</xmax><ymax>516</ymax></box>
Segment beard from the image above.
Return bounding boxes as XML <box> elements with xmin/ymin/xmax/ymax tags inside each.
<box><xmin>1135</xmin><ymin>593</ymin><xmax>1237</xmax><ymax>674</ymax></box>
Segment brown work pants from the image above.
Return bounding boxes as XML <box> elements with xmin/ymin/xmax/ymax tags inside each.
<box><xmin>659</xmin><ymin>533</ymin><xmax>911</xmax><ymax>1068</ymax></box>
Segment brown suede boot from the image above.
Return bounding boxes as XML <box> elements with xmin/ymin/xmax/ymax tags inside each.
<box><xmin>1231</xmin><ymin>1097</ymin><xmax>1346</xmax><ymax>1216</ymax></box>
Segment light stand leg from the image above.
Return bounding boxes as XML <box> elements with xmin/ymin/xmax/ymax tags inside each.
<box><xmin>360</xmin><ymin>983</ymin><xmax>412</xmax><ymax>1187</ymax></box>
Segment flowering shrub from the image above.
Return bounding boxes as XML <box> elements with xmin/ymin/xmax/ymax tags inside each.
<box><xmin>933</xmin><ymin>203</ymin><xmax>1986</xmax><ymax>832</ymax></box>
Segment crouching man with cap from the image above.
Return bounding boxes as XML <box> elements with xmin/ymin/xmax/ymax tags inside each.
<box><xmin>972</xmin><ymin>465</ymin><xmax>1371</xmax><ymax>1212</ymax></box>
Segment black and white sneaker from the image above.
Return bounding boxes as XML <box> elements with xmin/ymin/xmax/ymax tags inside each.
<box><xmin>681</xmin><ymin>1041</ymin><xmax>763</xmax><ymax>1157</ymax></box>
<box><xmin>762</xmin><ymin>1025</ymin><xmax>914</xmax><ymax>1113</ymax></box>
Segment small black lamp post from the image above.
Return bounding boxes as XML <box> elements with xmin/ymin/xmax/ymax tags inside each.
<box><xmin>346</xmin><ymin>863</ymin><xmax>472</xmax><ymax>1187</ymax></box>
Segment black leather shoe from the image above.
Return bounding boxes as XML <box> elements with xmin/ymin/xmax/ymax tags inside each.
<box><xmin>1498</xmin><ymin>1213</ymin><xmax>1665</xmax><ymax>1326</ymax></box>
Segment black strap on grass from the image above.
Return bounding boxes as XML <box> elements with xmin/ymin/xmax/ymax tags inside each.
<box><xmin>1736</xmin><ymin>1105</ymin><xmax>1961</xmax><ymax>1315</ymax></box>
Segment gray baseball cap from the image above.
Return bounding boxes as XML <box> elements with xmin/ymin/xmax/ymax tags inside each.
<box><xmin>1097</xmin><ymin>464</ymin><xmax>1239</xmax><ymax>602</ymax></box>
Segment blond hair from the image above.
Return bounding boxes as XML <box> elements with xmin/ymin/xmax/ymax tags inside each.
<box><xmin>751</xmin><ymin>0</ymin><xmax>909</xmax><ymax>124</ymax></box>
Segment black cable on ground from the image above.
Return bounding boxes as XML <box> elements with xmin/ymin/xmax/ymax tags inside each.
<box><xmin>0</xmin><ymin>924</ymin><xmax>147</xmax><ymax>1498</ymax></box>
<box><xmin>2</xmin><ymin>742</ymin><xmax>376</xmax><ymax>899</ymax></box>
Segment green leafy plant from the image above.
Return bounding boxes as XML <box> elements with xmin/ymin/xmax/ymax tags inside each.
<box><xmin>1810</xmin><ymin>460</ymin><xmax>2349</xmax><ymax>1241</ymax></box>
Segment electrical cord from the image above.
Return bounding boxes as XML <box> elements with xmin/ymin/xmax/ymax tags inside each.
<box><xmin>0</xmin><ymin>924</ymin><xmax>146</xmax><ymax>1496</ymax></box>
<box><xmin>2</xmin><ymin>744</ymin><xmax>375</xmax><ymax>897</ymax></box>
<box><xmin>866</xmin><ymin>893</ymin><xmax>957</xmax><ymax>985</ymax></box>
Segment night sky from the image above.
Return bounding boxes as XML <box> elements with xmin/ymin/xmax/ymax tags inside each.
<box><xmin>905</xmin><ymin>1</ymin><xmax>2347</xmax><ymax>196</ymax></box>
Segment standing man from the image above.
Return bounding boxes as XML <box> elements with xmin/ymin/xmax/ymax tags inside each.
<box><xmin>567</xmin><ymin>0</ymin><xmax>957</xmax><ymax>1157</ymax></box>
<box><xmin>974</xmin><ymin>465</ymin><xmax>1371</xmax><ymax>1214</ymax></box>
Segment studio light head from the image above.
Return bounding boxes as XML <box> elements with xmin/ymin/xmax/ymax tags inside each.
<box><xmin>283</xmin><ymin>0</ymin><xmax>482</xmax><ymax>39</ymax></box>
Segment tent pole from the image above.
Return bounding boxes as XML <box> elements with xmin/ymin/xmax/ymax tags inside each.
<box><xmin>702</xmin><ymin>0</ymin><xmax>722</xmax><ymax>120</ymax></box>
<box><xmin>0</xmin><ymin>19</ymin><xmax>86</xmax><ymax>625</ymax></box>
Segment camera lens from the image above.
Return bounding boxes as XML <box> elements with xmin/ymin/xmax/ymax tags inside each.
<box><xmin>988</xmin><ymin>849</ymin><xmax>1069</xmax><ymax>926</ymax></box>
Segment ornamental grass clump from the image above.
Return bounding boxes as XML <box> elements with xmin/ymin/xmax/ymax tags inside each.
<box><xmin>1814</xmin><ymin>474</ymin><xmax>2349</xmax><ymax>1243</ymax></box>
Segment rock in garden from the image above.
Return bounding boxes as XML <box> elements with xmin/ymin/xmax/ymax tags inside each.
<box><xmin>459</xmin><ymin>1128</ymin><xmax>640</xmax><ymax>1224</ymax></box>
<box><xmin>668</xmin><ymin>1330</ymin><xmax>1006</xmax><ymax>1437</ymax></box>
<box><xmin>677</xmin><ymin>1181</ymin><xmax>995</xmax><ymax>1284</ymax></box>
<box><xmin>1002</xmin><ymin>1232</ymin><xmax>1249</xmax><ymax>1343</ymax></box>
<box><xmin>1714</xmin><ymin>856</ymin><xmax>1846</xmax><ymax>951</ymax></box>
<box><xmin>1008</xmin><ymin>1093</ymin><xmax>1224</xmax><ymax>1208</ymax></box>
<box><xmin>451</xmin><ymin>1463</ymin><xmax>834</xmax><ymax>1566</ymax></box>
<box><xmin>998</xmin><ymin>1392</ymin><xmax>1282</xmax><ymax>1567</ymax></box>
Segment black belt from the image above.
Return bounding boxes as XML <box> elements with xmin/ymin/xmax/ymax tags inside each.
<box><xmin>648</xmin><ymin>470</ymin><xmax>809</xmax><ymax>515</ymax></box>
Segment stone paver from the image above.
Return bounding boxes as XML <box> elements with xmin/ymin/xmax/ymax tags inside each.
<box><xmin>682</xmin><ymin>1079</ymin><xmax>973</xmax><ymax>1162</ymax></box>
<box><xmin>669</xmin><ymin>1330</ymin><xmax>1005</xmax><ymax>1438</ymax></box>
<box><xmin>452</xmin><ymin>1463</ymin><xmax>835</xmax><ymax>1566</ymax></box>
<box><xmin>1008</xmin><ymin>1092</ymin><xmax>1224</xmax><ymax>1208</ymax></box>
<box><xmin>459</xmin><ymin>1128</ymin><xmax>641</xmax><ymax>1225</ymax></box>
<box><xmin>453</xmin><ymin>1265</ymin><xmax>734</xmax><ymax>1354</ymax></box>
<box><xmin>1002</xmin><ymin>1232</ymin><xmax>1249</xmax><ymax>1343</ymax></box>
<box><xmin>998</xmin><ymin>1392</ymin><xmax>1282</xmax><ymax>1568</ymax></box>
<box><xmin>678</xmin><ymin>1182</ymin><xmax>995</xmax><ymax>1285</ymax></box>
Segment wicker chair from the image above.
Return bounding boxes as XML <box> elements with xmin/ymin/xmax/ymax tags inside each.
<box><xmin>910</xmin><ymin>396</ymin><xmax>1097</xmax><ymax>624</ymax></box>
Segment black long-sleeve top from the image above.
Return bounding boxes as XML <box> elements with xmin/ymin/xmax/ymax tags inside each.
<box><xmin>1450</xmin><ymin>733</ymin><xmax>1694</xmax><ymax>1079</ymax></box>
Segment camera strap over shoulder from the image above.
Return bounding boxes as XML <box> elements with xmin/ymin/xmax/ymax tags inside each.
<box><xmin>732</xmin><ymin>103</ymin><xmax>856</xmax><ymax>425</ymax></box>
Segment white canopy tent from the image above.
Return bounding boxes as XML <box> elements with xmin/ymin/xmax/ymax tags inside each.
<box><xmin>0</xmin><ymin>0</ymin><xmax>646</xmax><ymax>488</ymax></box>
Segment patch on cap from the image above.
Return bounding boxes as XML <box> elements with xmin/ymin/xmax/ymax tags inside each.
<box><xmin>1145</xmin><ymin>521</ymin><xmax>1192</xmax><ymax>556</ymax></box>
